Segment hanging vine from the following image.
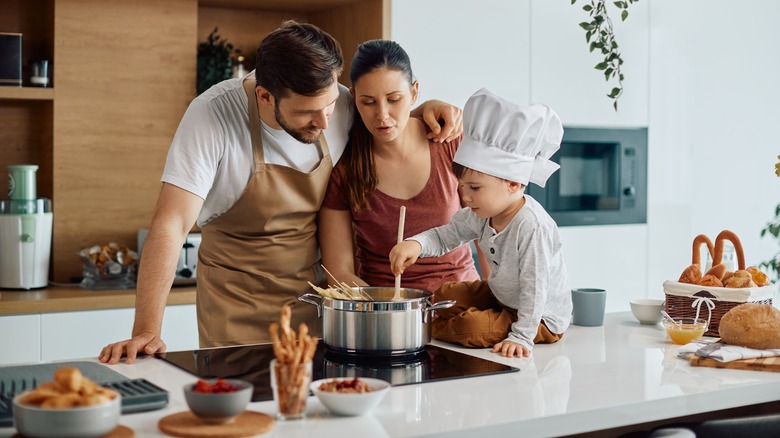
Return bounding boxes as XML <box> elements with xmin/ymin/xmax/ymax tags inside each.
<box><xmin>571</xmin><ymin>0</ymin><xmax>637</xmax><ymax>111</ymax></box>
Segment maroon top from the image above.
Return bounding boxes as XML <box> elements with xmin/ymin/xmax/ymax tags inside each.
<box><xmin>322</xmin><ymin>137</ymin><xmax>479</xmax><ymax>293</ymax></box>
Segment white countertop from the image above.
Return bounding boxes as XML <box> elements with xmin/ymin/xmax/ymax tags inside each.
<box><xmin>3</xmin><ymin>311</ymin><xmax>780</xmax><ymax>437</ymax></box>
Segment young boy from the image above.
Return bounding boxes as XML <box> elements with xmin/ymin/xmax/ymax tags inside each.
<box><xmin>389</xmin><ymin>88</ymin><xmax>572</xmax><ymax>358</ymax></box>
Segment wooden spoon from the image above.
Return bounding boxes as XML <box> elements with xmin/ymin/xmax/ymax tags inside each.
<box><xmin>393</xmin><ymin>206</ymin><xmax>406</xmax><ymax>301</ymax></box>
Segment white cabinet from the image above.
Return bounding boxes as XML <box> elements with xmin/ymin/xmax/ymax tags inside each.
<box><xmin>40</xmin><ymin>304</ymin><xmax>198</xmax><ymax>362</ymax></box>
<box><xmin>0</xmin><ymin>314</ymin><xmax>41</xmax><ymax>365</ymax></box>
<box><xmin>0</xmin><ymin>304</ymin><xmax>198</xmax><ymax>365</ymax></box>
<box><xmin>41</xmin><ymin>308</ymin><xmax>134</xmax><ymax>362</ymax></box>
<box><xmin>160</xmin><ymin>304</ymin><xmax>199</xmax><ymax>353</ymax></box>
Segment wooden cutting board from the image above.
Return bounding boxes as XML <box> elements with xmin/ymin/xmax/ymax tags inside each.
<box><xmin>690</xmin><ymin>355</ymin><xmax>780</xmax><ymax>372</ymax></box>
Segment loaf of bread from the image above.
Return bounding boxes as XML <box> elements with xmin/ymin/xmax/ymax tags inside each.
<box><xmin>719</xmin><ymin>303</ymin><xmax>780</xmax><ymax>350</ymax></box>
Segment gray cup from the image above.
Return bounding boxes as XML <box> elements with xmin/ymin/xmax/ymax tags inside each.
<box><xmin>571</xmin><ymin>288</ymin><xmax>606</xmax><ymax>327</ymax></box>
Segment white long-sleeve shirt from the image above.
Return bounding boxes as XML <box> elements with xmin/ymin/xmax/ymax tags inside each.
<box><xmin>410</xmin><ymin>195</ymin><xmax>572</xmax><ymax>350</ymax></box>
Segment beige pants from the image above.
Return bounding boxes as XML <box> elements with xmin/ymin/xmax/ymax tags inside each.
<box><xmin>432</xmin><ymin>280</ymin><xmax>563</xmax><ymax>348</ymax></box>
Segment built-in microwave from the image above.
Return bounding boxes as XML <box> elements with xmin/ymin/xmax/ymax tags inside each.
<box><xmin>526</xmin><ymin>127</ymin><xmax>647</xmax><ymax>226</ymax></box>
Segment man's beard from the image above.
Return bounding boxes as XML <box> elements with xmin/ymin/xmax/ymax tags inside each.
<box><xmin>274</xmin><ymin>103</ymin><xmax>321</xmax><ymax>144</ymax></box>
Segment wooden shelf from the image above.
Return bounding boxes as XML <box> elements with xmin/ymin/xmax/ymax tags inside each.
<box><xmin>0</xmin><ymin>87</ymin><xmax>54</xmax><ymax>101</ymax></box>
<box><xmin>200</xmin><ymin>0</ymin><xmax>364</xmax><ymax>13</ymax></box>
<box><xmin>0</xmin><ymin>286</ymin><xmax>196</xmax><ymax>315</ymax></box>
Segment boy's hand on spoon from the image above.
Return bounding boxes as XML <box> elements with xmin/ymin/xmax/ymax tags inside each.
<box><xmin>389</xmin><ymin>240</ymin><xmax>422</xmax><ymax>277</ymax></box>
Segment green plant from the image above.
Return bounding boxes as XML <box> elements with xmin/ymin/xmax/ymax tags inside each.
<box><xmin>197</xmin><ymin>27</ymin><xmax>240</xmax><ymax>95</ymax></box>
<box><xmin>571</xmin><ymin>0</ymin><xmax>638</xmax><ymax>111</ymax></box>
<box><xmin>761</xmin><ymin>156</ymin><xmax>780</xmax><ymax>282</ymax></box>
<box><xmin>760</xmin><ymin>204</ymin><xmax>780</xmax><ymax>282</ymax></box>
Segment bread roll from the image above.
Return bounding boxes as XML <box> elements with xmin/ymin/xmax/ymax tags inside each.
<box><xmin>719</xmin><ymin>303</ymin><xmax>780</xmax><ymax>349</ymax></box>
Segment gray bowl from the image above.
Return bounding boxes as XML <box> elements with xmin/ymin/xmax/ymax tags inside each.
<box><xmin>13</xmin><ymin>393</ymin><xmax>121</xmax><ymax>438</ymax></box>
<box><xmin>183</xmin><ymin>379</ymin><xmax>252</xmax><ymax>424</ymax></box>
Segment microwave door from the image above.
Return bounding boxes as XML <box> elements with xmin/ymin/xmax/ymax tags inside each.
<box><xmin>547</xmin><ymin>143</ymin><xmax>620</xmax><ymax>213</ymax></box>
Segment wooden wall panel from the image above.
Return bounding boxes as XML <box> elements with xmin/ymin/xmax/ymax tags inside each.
<box><xmin>309</xmin><ymin>0</ymin><xmax>389</xmax><ymax>87</ymax></box>
<box><xmin>52</xmin><ymin>0</ymin><xmax>197</xmax><ymax>282</ymax></box>
<box><xmin>197</xmin><ymin>7</ymin><xmax>307</xmax><ymax>68</ymax></box>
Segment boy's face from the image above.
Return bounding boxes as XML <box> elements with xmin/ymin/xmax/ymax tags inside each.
<box><xmin>458</xmin><ymin>169</ymin><xmax>524</xmax><ymax>219</ymax></box>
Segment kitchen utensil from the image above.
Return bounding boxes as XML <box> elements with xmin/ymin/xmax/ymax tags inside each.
<box><xmin>663</xmin><ymin>318</ymin><xmax>707</xmax><ymax>345</ymax></box>
<box><xmin>689</xmin><ymin>355</ymin><xmax>780</xmax><ymax>373</ymax></box>
<box><xmin>158</xmin><ymin>343</ymin><xmax>519</xmax><ymax>404</ymax></box>
<box><xmin>13</xmin><ymin>393</ymin><xmax>120</xmax><ymax>438</ymax></box>
<box><xmin>310</xmin><ymin>377</ymin><xmax>390</xmax><ymax>416</ymax></box>
<box><xmin>661</xmin><ymin>310</ymin><xmax>681</xmax><ymax>327</ymax></box>
<box><xmin>394</xmin><ymin>206</ymin><xmax>406</xmax><ymax>301</ymax></box>
<box><xmin>270</xmin><ymin>358</ymin><xmax>311</xmax><ymax>420</ymax></box>
<box><xmin>571</xmin><ymin>288</ymin><xmax>607</xmax><ymax>326</ymax></box>
<box><xmin>630</xmin><ymin>299</ymin><xmax>665</xmax><ymax>325</ymax></box>
<box><xmin>158</xmin><ymin>411</ymin><xmax>274</xmax><ymax>437</ymax></box>
<box><xmin>29</xmin><ymin>60</ymin><xmax>49</xmax><ymax>87</ymax></box>
<box><xmin>183</xmin><ymin>379</ymin><xmax>252</xmax><ymax>424</ymax></box>
<box><xmin>299</xmin><ymin>287</ymin><xmax>455</xmax><ymax>355</ymax></box>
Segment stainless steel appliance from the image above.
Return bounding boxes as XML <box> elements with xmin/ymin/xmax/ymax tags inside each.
<box><xmin>137</xmin><ymin>228</ymin><xmax>200</xmax><ymax>285</ymax></box>
<box><xmin>526</xmin><ymin>127</ymin><xmax>647</xmax><ymax>226</ymax></box>
<box><xmin>158</xmin><ymin>343</ymin><xmax>519</xmax><ymax>402</ymax></box>
<box><xmin>299</xmin><ymin>287</ymin><xmax>455</xmax><ymax>356</ymax></box>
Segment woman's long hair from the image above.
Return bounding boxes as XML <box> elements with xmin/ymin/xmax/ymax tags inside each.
<box><xmin>344</xmin><ymin>40</ymin><xmax>414</xmax><ymax>212</ymax></box>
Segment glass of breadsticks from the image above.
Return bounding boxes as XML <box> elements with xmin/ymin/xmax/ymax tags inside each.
<box><xmin>269</xmin><ymin>305</ymin><xmax>318</xmax><ymax>420</ymax></box>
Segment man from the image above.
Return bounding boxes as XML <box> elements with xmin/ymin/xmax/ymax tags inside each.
<box><xmin>99</xmin><ymin>21</ymin><xmax>462</xmax><ymax>364</ymax></box>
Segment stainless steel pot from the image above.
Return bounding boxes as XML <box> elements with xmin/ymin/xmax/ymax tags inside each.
<box><xmin>298</xmin><ymin>287</ymin><xmax>455</xmax><ymax>355</ymax></box>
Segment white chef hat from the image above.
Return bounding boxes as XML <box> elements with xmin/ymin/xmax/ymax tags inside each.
<box><xmin>453</xmin><ymin>88</ymin><xmax>563</xmax><ymax>187</ymax></box>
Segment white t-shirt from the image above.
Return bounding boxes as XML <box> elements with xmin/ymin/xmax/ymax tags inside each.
<box><xmin>162</xmin><ymin>71</ymin><xmax>353</xmax><ymax>226</ymax></box>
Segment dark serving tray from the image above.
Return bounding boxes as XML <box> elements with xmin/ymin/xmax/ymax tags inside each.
<box><xmin>0</xmin><ymin>361</ymin><xmax>168</xmax><ymax>427</ymax></box>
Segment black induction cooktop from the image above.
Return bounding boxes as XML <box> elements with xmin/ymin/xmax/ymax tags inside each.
<box><xmin>157</xmin><ymin>343</ymin><xmax>519</xmax><ymax>402</ymax></box>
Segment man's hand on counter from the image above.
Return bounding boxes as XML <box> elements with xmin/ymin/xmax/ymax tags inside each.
<box><xmin>98</xmin><ymin>333</ymin><xmax>167</xmax><ymax>365</ymax></box>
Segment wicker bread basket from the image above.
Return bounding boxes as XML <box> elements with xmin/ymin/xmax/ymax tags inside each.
<box><xmin>663</xmin><ymin>281</ymin><xmax>773</xmax><ymax>336</ymax></box>
<box><xmin>664</xmin><ymin>231</ymin><xmax>774</xmax><ymax>337</ymax></box>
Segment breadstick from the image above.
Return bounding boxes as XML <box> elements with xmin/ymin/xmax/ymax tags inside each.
<box><xmin>269</xmin><ymin>305</ymin><xmax>320</xmax><ymax>417</ymax></box>
<box><xmin>270</xmin><ymin>322</ymin><xmax>284</xmax><ymax>361</ymax></box>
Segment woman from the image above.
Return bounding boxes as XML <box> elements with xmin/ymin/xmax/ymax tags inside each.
<box><xmin>319</xmin><ymin>39</ymin><xmax>481</xmax><ymax>293</ymax></box>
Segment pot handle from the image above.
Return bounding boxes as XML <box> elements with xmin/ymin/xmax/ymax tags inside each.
<box><xmin>298</xmin><ymin>293</ymin><xmax>323</xmax><ymax>318</ymax></box>
<box><xmin>422</xmin><ymin>299</ymin><xmax>456</xmax><ymax>323</ymax></box>
<box><xmin>426</xmin><ymin>300</ymin><xmax>456</xmax><ymax>312</ymax></box>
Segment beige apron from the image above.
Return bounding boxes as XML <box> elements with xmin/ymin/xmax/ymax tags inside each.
<box><xmin>196</xmin><ymin>79</ymin><xmax>331</xmax><ymax>347</ymax></box>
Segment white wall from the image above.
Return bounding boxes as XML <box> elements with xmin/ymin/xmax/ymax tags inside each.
<box><xmin>391</xmin><ymin>0</ymin><xmax>531</xmax><ymax>108</ymax></box>
<box><xmin>392</xmin><ymin>0</ymin><xmax>780</xmax><ymax>312</ymax></box>
<box><xmin>647</xmin><ymin>0</ymin><xmax>780</xmax><ymax>298</ymax></box>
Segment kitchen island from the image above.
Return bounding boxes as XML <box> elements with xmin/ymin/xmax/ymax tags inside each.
<box><xmin>2</xmin><ymin>311</ymin><xmax>780</xmax><ymax>437</ymax></box>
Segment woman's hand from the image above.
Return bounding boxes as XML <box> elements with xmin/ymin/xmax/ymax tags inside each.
<box><xmin>98</xmin><ymin>333</ymin><xmax>167</xmax><ymax>365</ymax></box>
<box><xmin>412</xmin><ymin>100</ymin><xmax>463</xmax><ymax>143</ymax></box>
<box><xmin>492</xmin><ymin>340</ymin><xmax>531</xmax><ymax>358</ymax></box>
<box><xmin>389</xmin><ymin>240</ymin><xmax>423</xmax><ymax>276</ymax></box>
